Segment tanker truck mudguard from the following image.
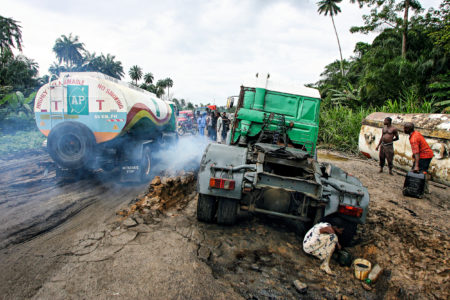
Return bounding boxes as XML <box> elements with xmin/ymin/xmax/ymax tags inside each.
<box><xmin>34</xmin><ymin>72</ymin><xmax>177</xmax><ymax>182</ymax></box>
<box><xmin>197</xmin><ymin>74</ymin><xmax>370</xmax><ymax>245</ymax></box>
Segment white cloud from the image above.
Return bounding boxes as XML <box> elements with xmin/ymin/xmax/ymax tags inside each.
<box><xmin>2</xmin><ymin>0</ymin><xmax>442</xmax><ymax>105</ymax></box>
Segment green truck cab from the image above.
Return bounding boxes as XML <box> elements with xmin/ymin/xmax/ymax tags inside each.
<box><xmin>197</xmin><ymin>74</ymin><xmax>369</xmax><ymax>245</ymax></box>
<box><xmin>231</xmin><ymin>82</ymin><xmax>320</xmax><ymax>156</ymax></box>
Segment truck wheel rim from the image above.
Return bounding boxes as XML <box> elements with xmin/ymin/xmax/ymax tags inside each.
<box><xmin>58</xmin><ymin>134</ymin><xmax>82</xmax><ymax>157</ymax></box>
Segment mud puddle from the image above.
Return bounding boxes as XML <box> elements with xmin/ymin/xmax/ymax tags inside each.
<box><xmin>317</xmin><ymin>152</ymin><xmax>349</xmax><ymax>161</ymax></box>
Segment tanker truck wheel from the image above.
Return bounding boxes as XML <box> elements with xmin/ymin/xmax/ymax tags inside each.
<box><xmin>47</xmin><ymin>121</ymin><xmax>96</xmax><ymax>169</ymax></box>
<box><xmin>197</xmin><ymin>194</ymin><xmax>217</xmax><ymax>223</ymax></box>
<box><xmin>140</xmin><ymin>146</ymin><xmax>153</xmax><ymax>182</ymax></box>
<box><xmin>217</xmin><ymin>197</ymin><xmax>238</xmax><ymax>225</ymax></box>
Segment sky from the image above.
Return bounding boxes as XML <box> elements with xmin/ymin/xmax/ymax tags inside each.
<box><xmin>2</xmin><ymin>0</ymin><xmax>442</xmax><ymax>105</ymax></box>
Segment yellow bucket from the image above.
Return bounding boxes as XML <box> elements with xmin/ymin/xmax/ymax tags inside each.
<box><xmin>354</xmin><ymin>258</ymin><xmax>372</xmax><ymax>280</ymax></box>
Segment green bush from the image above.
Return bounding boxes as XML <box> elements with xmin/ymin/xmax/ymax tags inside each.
<box><xmin>318</xmin><ymin>94</ymin><xmax>438</xmax><ymax>153</ymax></box>
<box><xmin>0</xmin><ymin>128</ymin><xmax>45</xmax><ymax>155</ymax></box>
<box><xmin>319</xmin><ymin>105</ymin><xmax>374</xmax><ymax>153</ymax></box>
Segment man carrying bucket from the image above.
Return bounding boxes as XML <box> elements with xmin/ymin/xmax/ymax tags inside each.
<box><xmin>303</xmin><ymin>221</ymin><xmax>344</xmax><ymax>275</ymax></box>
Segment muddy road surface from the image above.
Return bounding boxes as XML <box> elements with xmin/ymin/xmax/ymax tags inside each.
<box><xmin>0</xmin><ymin>149</ymin><xmax>449</xmax><ymax>299</ymax></box>
<box><xmin>0</xmin><ymin>149</ymin><xmax>146</xmax><ymax>298</ymax></box>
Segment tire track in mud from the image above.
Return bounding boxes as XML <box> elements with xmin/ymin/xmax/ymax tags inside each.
<box><xmin>0</xmin><ymin>149</ymin><xmax>144</xmax><ymax>249</ymax></box>
<box><xmin>0</xmin><ymin>149</ymin><xmax>147</xmax><ymax>299</ymax></box>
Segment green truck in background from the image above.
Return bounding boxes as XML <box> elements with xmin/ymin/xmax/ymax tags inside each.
<box><xmin>230</xmin><ymin>79</ymin><xmax>320</xmax><ymax>156</ymax></box>
<box><xmin>197</xmin><ymin>74</ymin><xmax>370</xmax><ymax>245</ymax></box>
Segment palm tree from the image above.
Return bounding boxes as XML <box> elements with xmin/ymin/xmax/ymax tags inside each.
<box><xmin>144</xmin><ymin>72</ymin><xmax>154</xmax><ymax>84</ymax></box>
<box><xmin>155</xmin><ymin>80</ymin><xmax>166</xmax><ymax>98</ymax></box>
<box><xmin>52</xmin><ymin>34</ymin><xmax>85</xmax><ymax>68</ymax></box>
<box><xmin>129</xmin><ymin>65</ymin><xmax>143</xmax><ymax>85</ymax></box>
<box><xmin>100</xmin><ymin>54</ymin><xmax>124</xmax><ymax>79</ymax></box>
<box><xmin>48</xmin><ymin>62</ymin><xmax>67</xmax><ymax>77</ymax></box>
<box><xmin>164</xmin><ymin>77</ymin><xmax>173</xmax><ymax>100</ymax></box>
<box><xmin>317</xmin><ymin>0</ymin><xmax>344</xmax><ymax>77</ymax></box>
<box><xmin>0</xmin><ymin>16</ymin><xmax>23</xmax><ymax>55</ymax></box>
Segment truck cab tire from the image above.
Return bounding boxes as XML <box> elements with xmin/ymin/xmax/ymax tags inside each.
<box><xmin>197</xmin><ymin>194</ymin><xmax>217</xmax><ymax>223</ymax></box>
<box><xmin>217</xmin><ymin>197</ymin><xmax>238</xmax><ymax>225</ymax></box>
<box><xmin>47</xmin><ymin>121</ymin><xmax>96</xmax><ymax>169</ymax></box>
<box><xmin>288</xmin><ymin>220</ymin><xmax>308</xmax><ymax>238</ymax></box>
<box><xmin>323</xmin><ymin>216</ymin><xmax>357</xmax><ymax>247</ymax></box>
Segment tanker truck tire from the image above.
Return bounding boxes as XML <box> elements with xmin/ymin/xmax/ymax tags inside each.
<box><xmin>47</xmin><ymin>122</ymin><xmax>96</xmax><ymax>169</ymax></box>
<box><xmin>217</xmin><ymin>197</ymin><xmax>238</xmax><ymax>225</ymax></box>
<box><xmin>197</xmin><ymin>194</ymin><xmax>217</xmax><ymax>223</ymax></box>
<box><xmin>140</xmin><ymin>147</ymin><xmax>153</xmax><ymax>182</ymax></box>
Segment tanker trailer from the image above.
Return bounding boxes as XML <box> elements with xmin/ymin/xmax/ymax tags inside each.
<box><xmin>34</xmin><ymin>72</ymin><xmax>177</xmax><ymax>182</ymax></box>
<box><xmin>359</xmin><ymin>112</ymin><xmax>449</xmax><ymax>186</ymax></box>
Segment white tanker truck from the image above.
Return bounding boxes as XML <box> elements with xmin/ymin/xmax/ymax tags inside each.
<box><xmin>34</xmin><ymin>72</ymin><xmax>177</xmax><ymax>182</ymax></box>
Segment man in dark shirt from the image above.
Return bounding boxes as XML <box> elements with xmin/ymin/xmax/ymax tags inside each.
<box><xmin>210</xmin><ymin>111</ymin><xmax>218</xmax><ymax>141</ymax></box>
<box><xmin>375</xmin><ymin>117</ymin><xmax>399</xmax><ymax>175</ymax></box>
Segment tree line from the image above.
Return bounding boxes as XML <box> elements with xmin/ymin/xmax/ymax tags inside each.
<box><xmin>314</xmin><ymin>0</ymin><xmax>449</xmax><ymax>112</ymax></box>
<box><xmin>315</xmin><ymin>0</ymin><xmax>449</xmax><ymax>153</ymax></box>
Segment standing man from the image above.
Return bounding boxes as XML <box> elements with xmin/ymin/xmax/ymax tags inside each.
<box><xmin>375</xmin><ymin>117</ymin><xmax>399</xmax><ymax>175</ymax></box>
<box><xmin>404</xmin><ymin>122</ymin><xmax>434</xmax><ymax>174</ymax></box>
<box><xmin>216</xmin><ymin>112</ymin><xmax>223</xmax><ymax>143</ymax></box>
<box><xmin>210</xmin><ymin>111</ymin><xmax>218</xmax><ymax>141</ymax></box>
<box><xmin>206</xmin><ymin>112</ymin><xmax>211</xmax><ymax>138</ymax></box>
<box><xmin>221</xmin><ymin>112</ymin><xmax>230</xmax><ymax>143</ymax></box>
<box><xmin>197</xmin><ymin>112</ymin><xmax>207</xmax><ymax>136</ymax></box>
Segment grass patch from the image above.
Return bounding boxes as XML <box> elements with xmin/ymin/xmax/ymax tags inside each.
<box><xmin>0</xmin><ymin>129</ymin><xmax>46</xmax><ymax>156</ymax></box>
<box><xmin>318</xmin><ymin>105</ymin><xmax>374</xmax><ymax>153</ymax></box>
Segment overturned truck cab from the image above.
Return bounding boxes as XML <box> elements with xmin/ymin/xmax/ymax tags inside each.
<box><xmin>197</xmin><ymin>75</ymin><xmax>369</xmax><ymax>245</ymax></box>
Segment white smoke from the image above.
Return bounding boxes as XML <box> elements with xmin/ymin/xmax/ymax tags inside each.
<box><xmin>152</xmin><ymin>135</ymin><xmax>211</xmax><ymax>175</ymax></box>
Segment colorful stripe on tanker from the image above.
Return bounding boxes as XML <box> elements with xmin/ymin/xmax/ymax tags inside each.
<box><xmin>122</xmin><ymin>102</ymin><xmax>172</xmax><ymax>132</ymax></box>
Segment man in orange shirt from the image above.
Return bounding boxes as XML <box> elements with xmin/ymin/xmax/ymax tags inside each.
<box><xmin>404</xmin><ymin>122</ymin><xmax>434</xmax><ymax>173</ymax></box>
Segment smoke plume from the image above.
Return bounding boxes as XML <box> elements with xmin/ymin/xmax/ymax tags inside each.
<box><xmin>152</xmin><ymin>135</ymin><xmax>210</xmax><ymax>175</ymax></box>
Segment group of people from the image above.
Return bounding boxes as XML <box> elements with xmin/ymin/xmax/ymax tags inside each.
<box><xmin>376</xmin><ymin>117</ymin><xmax>434</xmax><ymax>176</ymax></box>
<box><xmin>197</xmin><ymin>111</ymin><xmax>230</xmax><ymax>143</ymax></box>
<box><xmin>303</xmin><ymin>118</ymin><xmax>435</xmax><ymax>276</ymax></box>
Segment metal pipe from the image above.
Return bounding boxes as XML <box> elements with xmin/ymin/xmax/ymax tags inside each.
<box><xmin>211</xmin><ymin>164</ymin><xmax>256</xmax><ymax>172</ymax></box>
<box><xmin>240</xmin><ymin>205</ymin><xmax>310</xmax><ymax>222</ymax></box>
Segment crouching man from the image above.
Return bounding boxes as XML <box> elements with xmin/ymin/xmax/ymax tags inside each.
<box><xmin>303</xmin><ymin>222</ymin><xmax>343</xmax><ymax>275</ymax></box>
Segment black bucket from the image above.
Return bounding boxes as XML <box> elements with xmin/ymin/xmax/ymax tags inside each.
<box><xmin>403</xmin><ymin>171</ymin><xmax>426</xmax><ymax>198</ymax></box>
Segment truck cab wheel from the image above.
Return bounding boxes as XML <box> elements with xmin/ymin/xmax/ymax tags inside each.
<box><xmin>287</xmin><ymin>219</ymin><xmax>308</xmax><ymax>238</ymax></box>
<box><xmin>197</xmin><ymin>194</ymin><xmax>217</xmax><ymax>223</ymax></box>
<box><xmin>323</xmin><ymin>216</ymin><xmax>357</xmax><ymax>247</ymax></box>
<box><xmin>217</xmin><ymin>197</ymin><xmax>238</xmax><ymax>225</ymax></box>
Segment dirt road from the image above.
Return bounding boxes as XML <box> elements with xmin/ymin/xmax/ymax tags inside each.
<box><xmin>0</xmin><ymin>149</ymin><xmax>448</xmax><ymax>299</ymax></box>
<box><xmin>0</xmin><ymin>149</ymin><xmax>146</xmax><ymax>298</ymax></box>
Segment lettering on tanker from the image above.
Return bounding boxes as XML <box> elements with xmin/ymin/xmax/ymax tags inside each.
<box><xmin>96</xmin><ymin>99</ymin><xmax>105</xmax><ymax>110</ymax></box>
<box><xmin>53</xmin><ymin>100</ymin><xmax>61</xmax><ymax>111</ymax></box>
<box><xmin>36</xmin><ymin>89</ymin><xmax>48</xmax><ymax>109</ymax></box>
<box><xmin>71</xmin><ymin>95</ymin><xmax>85</xmax><ymax>106</ymax></box>
<box><xmin>63</xmin><ymin>79</ymin><xmax>85</xmax><ymax>85</ymax></box>
<box><xmin>106</xmin><ymin>88</ymin><xmax>123</xmax><ymax>109</ymax></box>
